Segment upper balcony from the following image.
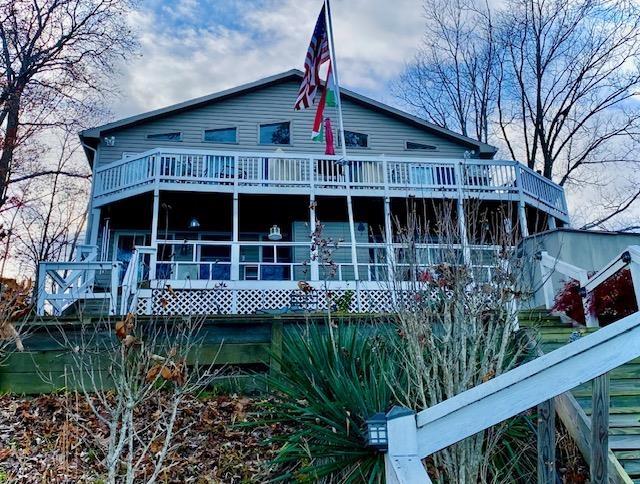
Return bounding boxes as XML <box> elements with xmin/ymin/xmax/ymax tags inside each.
<box><xmin>93</xmin><ymin>148</ymin><xmax>569</xmax><ymax>222</ymax></box>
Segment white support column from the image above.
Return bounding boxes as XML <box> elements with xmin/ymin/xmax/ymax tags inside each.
<box><xmin>539</xmin><ymin>253</ymin><xmax>556</xmax><ymax>310</ymax></box>
<box><xmin>455</xmin><ymin>161</ymin><xmax>472</xmax><ymax>265</ymax></box>
<box><xmin>87</xmin><ymin>208</ymin><xmax>101</xmax><ymax>248</ymax></box>
<box><xmin>519</xmin><ymin>201</ymin><xmax>529</xmax><ymax>238</ymax></box>
<box><xmin>629</xmin><ymin>257</ymin><xmax>640</xmax><ymax>311</ymax></box>
<box><xmin>346</xmin><ymin>192</ymin><xmax>360</xmax><ymax>281</ymax></box>
<box><xmin>384</xmin><ymin>407</ymin><xmax>431</xmax><ymax>484</ymax></box>
<box><xmin>310</xmin><ymin>193</ymin><xmax>319</xmax><ymax>281</ymax></box>
<box><xmin>231</xmin><ymin>193</ymin><xmax>240</xmax><ymax>281</ymax></box>
<box><xmin>515</xmin><ymin>166</ymin><xmax>529</xmax><ymax>238</ymax></box>
<box><xmin>384</xmin><ymin>197</ymin><xmax>395</xmax><ymax>281</ymax></box>
<box><xmin>149</xmin><ymin>189</ymin><xmax>160</xmax><ymax>280</ymax></box>
<box><xmin>548</xmin><ymin>215</ymin><xmax>557</xmax><ymax>230</ymax></box>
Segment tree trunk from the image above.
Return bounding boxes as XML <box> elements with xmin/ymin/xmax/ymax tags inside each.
<box><xmin>0</xmin><ymin>89</ymin><xmax>22</xmax><ymax>210</ymax></box>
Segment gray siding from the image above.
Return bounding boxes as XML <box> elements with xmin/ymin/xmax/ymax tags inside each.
<box><xmin>96</xmin><ymin>81</ymin><xmax>476</xmax><ymax>166</ymax></box>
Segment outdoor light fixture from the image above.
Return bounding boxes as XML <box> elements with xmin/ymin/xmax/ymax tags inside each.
<box><xmin>188</xmin><ymin>217</ymin><xmax>201</xmax><ymax>230</ymax></box>
<box><xmin>357</xmin><ymin>222</ymin><xmax>365</xmax><ymax>232</ymax></box>
<box><xmin>268</xmin><ymin>225</ymin><xmax>282</xmax><ymax>241</ymax></box>
<box><xmin>365</xmin><ymin>412</ymin><xmax>388</xmax><ymax>451</ymax></box>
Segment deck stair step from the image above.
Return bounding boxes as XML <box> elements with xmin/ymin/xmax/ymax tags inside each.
<box><xmin>531</xmin><ymin>308</ymin><xmax>640</xmax><ymax>482</ymax></box>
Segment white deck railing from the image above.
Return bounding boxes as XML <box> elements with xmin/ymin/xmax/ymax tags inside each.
<box><xmin>93</xmin><ymin>149</ymin><xmax>568</xmax><ymax>219</ymax></box>
<box><xmin>384</xmin><ymin>310</ymin><xmax>640</xmax><ymax>483</ymax></box>
<box><xmin>538</xmin><ymin>245</ymin><xmax>640</xmax><ymax>328</ymax></box>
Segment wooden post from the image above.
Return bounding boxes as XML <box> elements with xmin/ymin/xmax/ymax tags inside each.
<box><xmin>149</xmin><ymin>189</ymin><xmax>160</xmax><ymax>280</ymax></box>
<box><xmin>269</xmin><ymin>319</ymin><xmax>283</xmax><ymax>378</ymax></box>
<box><xmin>518</xmin><ymin>201</ymin><xmax>529</xmax><ymax>238</ymax></box>
<box><xmin>310</xmin><ymin>193</ymin><xmax>319</xmax><ymax>281</ymax></box>
<box><xmin>385</xmin><ymin>406</ymin><xmax>431</xmax><ymax>483</ymax></box>
<box><xmin>231</xmin><ymin>193</ymin><xmax>240</xmax><ymax>281</ymax></box>
<box><xmin>590</xmin><ymin>373</ymin><xmax>609</xmax><ymax>484</ymax></box>
<box><xmin>628</xmin><ymin>258</ymin><xmax>640</xmax><ymax>310</ymax></box>
<box><xmin>455</xmin><ymin>161</ymin><xmax>471</xmax><ymax>265</ymax></box>
<box><xmin>537</xmin><ymin>398</ymin><xmax>556</xmax><ymax>484</ymax></box>
<box><xmin>539</xmin><ymin>253</ymin><xmax>556</xmax><ymax>310</ymax></box>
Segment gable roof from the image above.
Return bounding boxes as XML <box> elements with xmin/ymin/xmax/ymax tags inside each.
<box><xmin>80</xmin><ymin>69</ymin><xmax>498</xmax><ymax>161</ymax></box>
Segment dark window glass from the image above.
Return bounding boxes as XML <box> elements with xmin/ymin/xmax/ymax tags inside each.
<box><xmin>406</xmin><ymin>141</ymin><xmax>437</xmax><ymax>150</ymax></box>
<box><xmin>343</xmin><ymin>131</ymin><xmax>368</xmax><ymax>148</ymax></box>
<box><xmin>259</xmin><ymin>122</ymin><xmax>290</xmax><ymax>145</ymax></box>
<box><xmin>204</xmin><ymin>127</ymin><xmax>237</xmax><ymax>143</ymax></box>
<box><xmin>147</xmin><ymin>132</ymin><xmax>182</xmax><ymax>141</ymax></box>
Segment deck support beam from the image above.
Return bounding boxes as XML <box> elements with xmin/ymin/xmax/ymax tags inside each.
<box><xmin>149</xmin><ymin>189</ymin><xmax>159</xmax><ymax>280</ymax></box>
<box><xmin>231</xmin><ymin>193</ymin><xmax>240</xmax><ymax>281</ymax></box>
<box><xmin>519</xmin><ymin>201</ymin><xmax>529</xmax><ymax>238</ymax></box>
<box><xmin>384</xmin><ymin>197</ymin><xmax>395</xmax><ymax>284</ymax></box>
<box><xmin>87</xmin><ymin>208</ymin><xmax>101</xmax><ymax>248</ymax></box>
<box><xmin>310</xmin><ymin>193</ymin><xmax>319</xmax><ymax>281</ymax></box>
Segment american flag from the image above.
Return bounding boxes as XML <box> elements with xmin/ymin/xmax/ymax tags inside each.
<box><xmin>294</xmin><ymin>5</ymin><xmax>330</xmax><ymax>110</ymax></box>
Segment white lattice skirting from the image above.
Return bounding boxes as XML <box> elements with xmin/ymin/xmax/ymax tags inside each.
<box><xmin>141</xmin><ymin>288</ymin><xmax>398</xmax><ymax>315</ymax></box>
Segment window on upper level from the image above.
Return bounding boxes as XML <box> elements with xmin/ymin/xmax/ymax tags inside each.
<box><xmin>341</xmin><ymin>130</ymin><xmax>368</xmax><ymax>148</ymax></box>
<box><xmin>147</xmin><ymin>131</ymin><xmax>182</xmax><ymax>141</ymax></box>
<box><xmin>406</xmin><ymin>141</ymin><xmax>437</xmax><ymax>151</ymax></box>
<box><xmin>204</xmin><ymin>127</ymin><xmax>237</xmax><ymax>143</ymax></box>
<box><xmin>259</xmin><ymin>121</ymin><xmax>291</xmax><ymax>145</ymax></box>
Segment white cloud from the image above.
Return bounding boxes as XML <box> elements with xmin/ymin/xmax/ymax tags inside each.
<box><xmin>111</xmin><ymin>0</ymin><xmax>425</xmax><ymax>117</ymax></box>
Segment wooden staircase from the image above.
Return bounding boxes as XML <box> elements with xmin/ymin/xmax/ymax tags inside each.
<box><xmin>521</xmin><ymin>309</ymin><xmax>640</xmax><ymax>483</ymax></box>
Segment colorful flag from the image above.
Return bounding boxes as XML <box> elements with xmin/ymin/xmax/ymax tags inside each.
<box><xmin>311</xmin><ymin>63</ymin><xmax>336</xmax><ymax>142</ymax></box>
<box><xmin>294</xmin><ymin>5</ymin><xmax>330</xmax><ymax>110</ymax></box>
<box><xmin>325</xmin><ymin>64</ymin><xmax>337</xmax><ymax>107</ymax></box>
<box><xmin>311</xmin><ymin>79</ymin><xmax>328</xmax><ymax>141</ymax></box>
<box><xmin>324</xmin><ymin>117</ymin><xmax>335</xmax><ymax>155</ymax></box>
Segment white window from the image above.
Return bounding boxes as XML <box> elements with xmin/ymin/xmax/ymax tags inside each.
<box><xmin>406</xmin><ymin>141</ymin><xmax>437</xmax><ymax>151</ymax></box>
<box><xmin>259</xmin><ymin>122</ymin><xmax>290</xmax><ymax>145</ymax></box>
<box><xmin>147</xmin><ymin>132</ymin><xmax>182</xmax><ymax>141</ymax></box>
<box><xmin>204</xmin><ymin>127</ymin><xmax>237</xmax><ymax>143</ymax></box>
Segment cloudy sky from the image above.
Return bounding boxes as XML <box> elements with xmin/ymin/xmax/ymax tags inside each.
<box><xmin>112</xmin><ymin>0</ymin><xmax>424</xmax><ymax>118</ymax></box>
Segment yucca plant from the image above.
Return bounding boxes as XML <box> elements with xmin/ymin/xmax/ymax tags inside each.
<box><xmin>258</xmin><ymin>322</ymin><xmax>397</xmax><ymax>483</ymax></box>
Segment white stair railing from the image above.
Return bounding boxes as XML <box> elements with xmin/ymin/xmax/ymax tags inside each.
<box><xmin>538</xmin><ymin>245</ymin><xmax>640</xmax><ymax>328</ymax></box>
<box><xmin>383</xmin><ymin>310</ymin><xmax>640</xmax><ymax>483</ymax></box>
<box><xmin>36</xmin><ymin>260</ymin><xmax>122</xmax><ymax>316</ymax></box>
<box><xmin>120</xmin><ymin>246</ymin><xmax>156</xmax><ymax>315</ymax></box>
<box><xmin>537</xmin><ymin>250</ymin><xmax>598</xmax><ymax>326</ymax></box>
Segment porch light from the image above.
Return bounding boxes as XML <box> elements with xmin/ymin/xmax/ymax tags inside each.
<box><xmin>268</xmin><ymin>225</ymin><xmax>282</xmax><ymax>241</ymax></box>
<box><xmin>188</xmin><ymin>217</ymin><xmax>201</xmax><ymax>230</ymax></box>
<box><xmin>365</xmin><ymin>412</ymin><xmax>388</xmax><ymax>451</ymax></box>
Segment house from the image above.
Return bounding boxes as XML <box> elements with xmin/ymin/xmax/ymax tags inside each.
<box><xmin>35</xmin><ymin>69</ymin><xmax>569</xmax><ymax>316</ymax></box>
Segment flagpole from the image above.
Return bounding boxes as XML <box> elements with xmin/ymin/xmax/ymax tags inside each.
<box><xmin>323</xmin><ymin>0</ymin><xmax>360</xmax><ymax>283</ymax></box>
<box><xmin>324</xmin><ymin>0</ymin><xmax>347</xmax><ymax>162</ymax></box>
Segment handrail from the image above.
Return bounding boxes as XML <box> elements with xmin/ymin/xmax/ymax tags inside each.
<box><xmin>120</xmin><ymin>246</ymin><xmax>156</xmax><ymax>315</ymax></box>
<box><xmin>384</xmin><ymin>310</ymin><xmax>640</xmax><ymax>482</ymax></box>
<box><xmin>537</xmin><ymin>250</ymin><xmax>598</xmax><ymax>327</ymax></box>
<box><xmin>92</xmin><ymin>148</ymin><xmax>568</xmax><ymax>218</ymax></box>
<box><xmin>37</xmin><ymin>261</ymin><xmax>122</xmax><ymax>316</ymax></box>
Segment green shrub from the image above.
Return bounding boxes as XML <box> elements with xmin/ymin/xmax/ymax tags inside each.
<box><xmin>259</xmin><ymin>322</ymin><xmax>396</xmax><ymax>483</ymax></box>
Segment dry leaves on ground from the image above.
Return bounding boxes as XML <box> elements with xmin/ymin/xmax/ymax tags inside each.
<box><xmin>0</xmin><ymin>392</ymin><xmax>284</xmax><ymax>483</ymax></box>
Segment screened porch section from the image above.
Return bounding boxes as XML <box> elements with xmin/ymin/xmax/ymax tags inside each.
<box><xmin>98</xmin><ymin>192</ymin><xmax>508</xmax><ymax>287</ymax></box>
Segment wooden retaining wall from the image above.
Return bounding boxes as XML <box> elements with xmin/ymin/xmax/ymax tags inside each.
<box><xmin>0</xmin><ymin>314</ymin><xmax>381</xmax><ymax>394</ymax></box>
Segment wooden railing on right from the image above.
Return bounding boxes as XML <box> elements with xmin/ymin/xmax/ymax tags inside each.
<box><xmin>384</xmin><ymin>311</ymin><xmax>640</xmax><ymax>484</ymax></box>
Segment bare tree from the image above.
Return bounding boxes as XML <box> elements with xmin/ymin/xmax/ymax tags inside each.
<box><xmin>62</xmin><ymin>313</ymin><xmax>218</xmax><ymax>484</ymax></box>
<box><xmin>11</xmin><ymin>133</ymin><xmax>88</xmax><ymax>277</ymax></box>
<box><xmin>386</xmin><ymin>201</ymin><xmax>536</xmax><ymax>483</ymax></box>
<box><xmin>396</xmin><ymin>0</ymin><xmax>498</xmax><ymax>143</ymax></box>
<box><xmin>399</xmin><ymin>0</ymin><xmax>640</xmax><ymax>229</ymax></box>
<box><xmin>0</xmin><ymin>0</ymin><xmax>137</xmax><ymax>210</ymax></box>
